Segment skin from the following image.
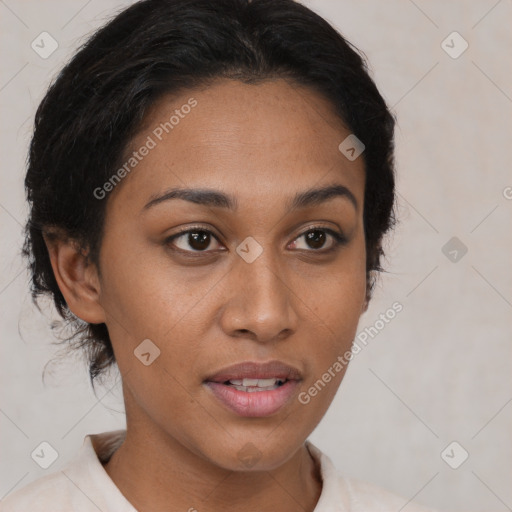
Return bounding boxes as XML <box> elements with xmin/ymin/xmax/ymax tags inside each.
<box><xmin>45</xmin><ymin>78</ymin><xmax>367</xmax><ymax>512</ymax></box>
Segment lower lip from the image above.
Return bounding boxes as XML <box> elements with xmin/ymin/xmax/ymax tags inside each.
<box><xmin>204</xmin><ymin>380</ymin><xmax>300</xmax><ymax>417</ymax></box>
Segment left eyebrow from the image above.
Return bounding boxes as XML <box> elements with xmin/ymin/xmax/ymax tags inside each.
<box><xmin>141</xmin><ymin>183</ymin><xmax>358</xmax><ymax>213</ymax></box>
<box><xmin>289</xmin><ymin>184</ymin><xmax>358</xmax><ymax>212</ymax></box>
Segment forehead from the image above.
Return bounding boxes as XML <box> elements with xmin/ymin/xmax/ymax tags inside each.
<box><xmin>109</xmin><ymin>78</ymin><xmax>365</xmax><ymax>211</ymax></box>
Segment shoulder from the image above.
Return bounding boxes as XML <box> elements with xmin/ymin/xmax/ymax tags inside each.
<box><xmin>1</xmin><ymin>430</ymin><xmax>129</xmax><ymax>512</ymax></box>
<box><xmin>306</xmin><ymin>441</ymin><xmax>437</xmax><ymax>512</ymax></box>
<box><xmin>0</xmin><ymin>471</ymin><xmax>77</xmax><ymax>512</ymax></box>
<box><xmin>339</xmin><ymin>475</ymin><xmax>437</xmax><ymax>512</ymax></box>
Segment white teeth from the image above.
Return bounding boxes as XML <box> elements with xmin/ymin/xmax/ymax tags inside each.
<box><xmin>226</xmin><ymin>377</ymin><xmax>285</xmax><ymax>391</ymax></box>
<box><xmin>254</xmin><ymin>378</ymin><xmax>279</xmax><ymax>387</ymax></box>
<box><xmin>231</xmin><ymin>384</ymin><xmax>280</xmax><ymax>392</ymax></box>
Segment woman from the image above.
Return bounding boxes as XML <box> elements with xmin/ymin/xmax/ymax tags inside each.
<box><xmin>1</xmin><ymin>0</ymin><xmax>436</xmax><ymax>510</ymax></box>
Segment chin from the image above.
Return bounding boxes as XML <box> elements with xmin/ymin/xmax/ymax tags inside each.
<box><xmin>199</xmin><ymin>432</ymin><xmax>305</xmax><ymax>472</ymax></box>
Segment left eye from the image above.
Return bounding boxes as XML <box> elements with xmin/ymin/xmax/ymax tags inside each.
<box><xmin>290</xmin><ymin>228</ymin><xmax>346</xmax><ymax>251</ymax></box>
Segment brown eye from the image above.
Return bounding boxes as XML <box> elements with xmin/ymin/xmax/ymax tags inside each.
<box><xmin>290</xmin><ymin>228</ymin><xmax>346</xmax><ymax>252</ymax></box>
<box><xmin>166</xmin><ymin>228</ymin><xmax>222</xmax><ymax>252</ymax></box>
<box><xmin>305</xmin><ymin>230</ymin><xmax>327</xmax><ymax>249</ymax></box>
<box><xmin>186</xmin><ymin>231</ymin><xmax>211</xmax><ymax>251</ymax></box>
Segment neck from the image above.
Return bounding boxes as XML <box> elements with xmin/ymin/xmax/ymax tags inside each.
<box><xmin>103</xmin><ymin>411</ymin><xmax>322</xmax><ymax>512</ymax></box>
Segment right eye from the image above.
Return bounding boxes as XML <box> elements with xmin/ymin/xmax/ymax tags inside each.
<box><xmin>165</xmin><ymin>227</ymin><xmax>224</xmax><ymax>253</ymax></box>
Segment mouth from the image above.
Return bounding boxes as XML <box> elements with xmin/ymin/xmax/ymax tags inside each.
<box><xmin>203</xmin><ymin>360</ymin><xmax>302</xmax><ymax>417</ymax></box>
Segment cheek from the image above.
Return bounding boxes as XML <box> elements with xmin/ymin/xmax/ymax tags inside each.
<box><xmin>98</xmin><ymin>236</ymin><xmax>196</xmax><ymax>329</ymax></box>
<box><xmin>292</xmin><ymin>266</ymin><xmax>365</xmax><ymax>421</ymax></box>
<box><xmin>295</xmin><ymin>237</ymin><xmax>366</xmax><ymax>384</ymax></box>
<box><xmin>298</xmin><ymin>237</ymin><xmax>367</xmax><ymax>330</ymax></box>
<box><xmin>97</xmin><ymin>246</ymin><xmax>218</xmax><ymax>395</ymax></box>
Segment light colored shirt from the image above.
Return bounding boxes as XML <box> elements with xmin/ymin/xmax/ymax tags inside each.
<box><xmin>0</xmin><ymin>429</ymin><xmax>436</xmax><ymax>511</ymax></box>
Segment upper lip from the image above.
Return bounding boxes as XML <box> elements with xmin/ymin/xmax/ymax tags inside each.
<box><xmin>205</xmin><ymin>360</ymin><xmax>302</xmax><ymax>383</ymax></box>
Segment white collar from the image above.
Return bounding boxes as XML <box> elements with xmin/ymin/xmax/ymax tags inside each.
<box><xmin>74</xmin><ymin>429</ymin><xmax>351</xmax><ymax>511</ymax></box>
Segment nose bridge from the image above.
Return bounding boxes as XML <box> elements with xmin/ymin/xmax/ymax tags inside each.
<box><xmin>222</xmin><ymin>239</ymin><xmax>297</xmax><ymax>340</ymax></box>
<box><xmin>240</xmin><ymin>245</ymin><xmax>282</xmax><ymax>298</ymax></box>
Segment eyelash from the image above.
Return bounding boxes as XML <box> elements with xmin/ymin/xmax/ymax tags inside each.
<box><xmin>164</xmin><ymin>225</ymin><xmax>347</xmax><ymax>256</ymax></box>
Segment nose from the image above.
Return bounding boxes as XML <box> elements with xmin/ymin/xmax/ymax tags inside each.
<box><xmin>218</xmin><ymin>247</ymin><xmax>299</xmax><ymax>344</ymax></box>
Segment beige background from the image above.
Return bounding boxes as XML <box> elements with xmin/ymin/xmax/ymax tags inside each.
<box><xmin>1</xmin><ymin>1</ymin><xmax>511</xmax><ymax>511</ymax></box>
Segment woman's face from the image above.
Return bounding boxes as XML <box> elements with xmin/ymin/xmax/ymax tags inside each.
<box><xmin>97</xmin><ymin>78</ymin><xmax>367</xmax><ymax>470</ymax></box>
